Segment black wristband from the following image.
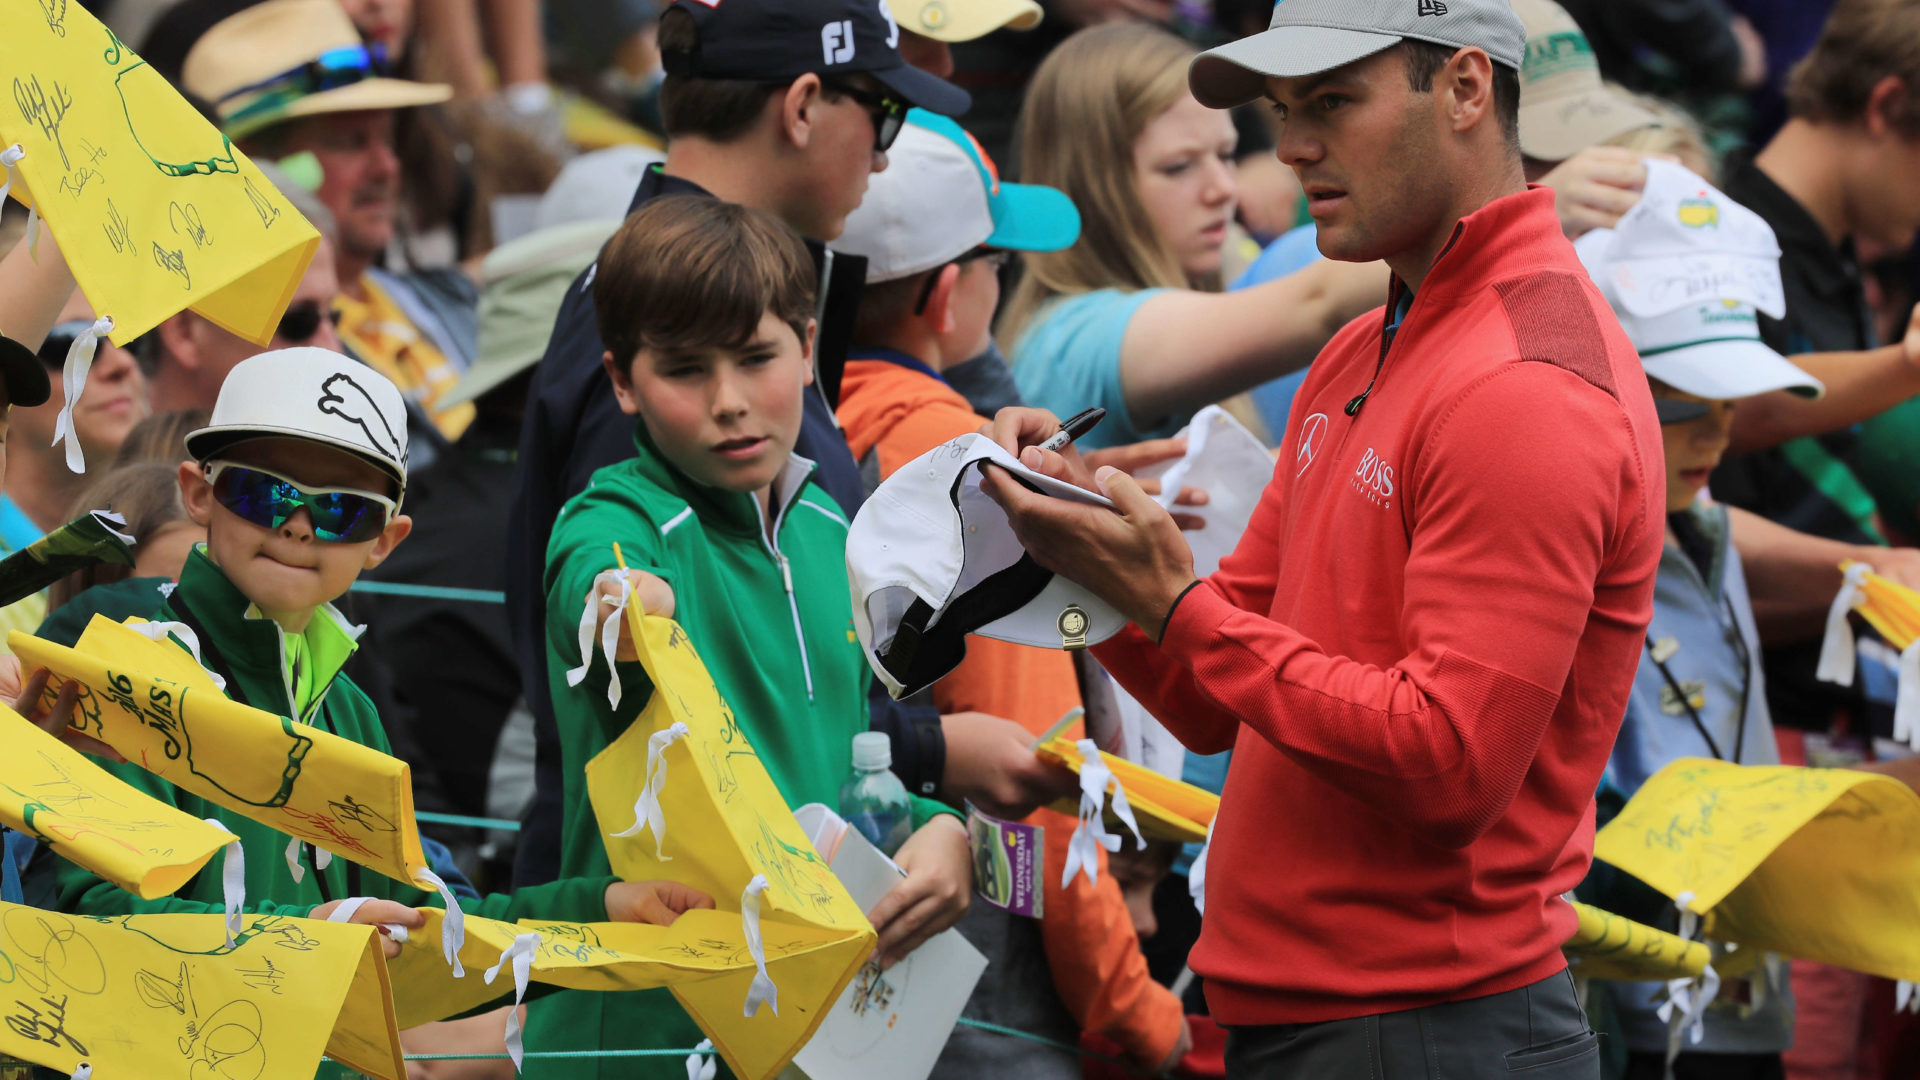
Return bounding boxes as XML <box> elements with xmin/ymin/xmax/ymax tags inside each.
<box><xmin>1158</xmin><ymin>580</ymin><xmax>1205</xmax><ymax>644</ymax></box>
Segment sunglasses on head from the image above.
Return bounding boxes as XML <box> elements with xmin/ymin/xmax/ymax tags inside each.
<box><xmin>219</xmin><ymin>43</ymin><xmax>391</xmax><ymax>126</ymax></box>
<box><xmin>819</xmin><ymin>78</ymin><xmax>909</xmax><ymax>153</ymax></box>
<box><xmin>275</xmin><ymin>300</ymin><xmax>337</xmax><ymax>344</ymax></box>
<box><xmin>206</xmin><ymin>461</ymin><xmax>397</xmax><ymax>544</ymax></box>
<box><xmin>913</xmin><ymin>248</ymin><xmax>1012</xmax><ymax>315</ymax></box>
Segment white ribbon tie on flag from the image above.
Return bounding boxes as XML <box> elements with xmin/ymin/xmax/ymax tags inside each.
<box><xmin>567</xmin><ymin>569</ymin><xmax>644</xmax><ymax>709</ymax></box>
<box><xmin>610</xmin><ymin>721</ymin><xmax>690</xmax><ymax>859</ymax></box>
<box><xmin>1817</xmin><ymin>563</ymin><xmax>1873</xmax><ymax>687</ymax></box>
<box><xmin>51</xmin><ymin>316</ymin><xmax>114</xmax><ymax>475</ymax></box>
<box><xmin>740</xmin><ymin>874</ymin><xmax>778</xmax><ymax>1018</ymax></box>
<box><xmin>483</xmin><ymin>931</ymin><xmax>542</xmax><ymax>1072</ymax></box>
<box><xmin>1062</xmin><ymin>737</ymin><xmax>1144</xmax><ymax>889</ymax></box>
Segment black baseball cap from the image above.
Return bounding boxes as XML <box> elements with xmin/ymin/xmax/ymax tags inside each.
<box><xmin>0</xmin><ymin>334</ymin><xmax>50</xmax><ymax>409</ymax></box>
<box><xmin>661</xmin><ymin>0</ymin><xmax>971</xmax><ymax>117</ymax></box>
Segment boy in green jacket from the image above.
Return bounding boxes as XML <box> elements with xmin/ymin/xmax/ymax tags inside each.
<box><xmin>53</xmin><ymin>347</ymin><xmax>708</xmax><ymax>958</ymax></box>
<box><xmin>535</xmin><ymin>196</ymin><xmax>973</xmax><ymax>1075</ymax></box>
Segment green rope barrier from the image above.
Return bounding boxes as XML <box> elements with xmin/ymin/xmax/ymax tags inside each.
<box><xmin>348</xmin><ymin>581</ymin><xmax>507</xmax><ymax>604</ymax></box>
<box><xmin>414</xmin><ymin>810</ymin><xmax>524</xmax><ymax>831</ymax></box>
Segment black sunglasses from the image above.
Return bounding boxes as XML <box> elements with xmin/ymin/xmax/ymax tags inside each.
<box><xmin>37</xmin><ymin>320</ymin><xmax>93</xmax><ymax>367</ymax></box>
<box><xmin>275</xmin><ymin>299</ymin><xmax>338</xmax><ymax>344</ymax></box>
<box><xmin>819</xmin><ymin>78</ymin><xmax>909</xmax><ymax>153</ymax></box>
<box><xmin>913</xmin><ymin>248</ymin><xmax>1012</xmax><ymax>316</ymax></box>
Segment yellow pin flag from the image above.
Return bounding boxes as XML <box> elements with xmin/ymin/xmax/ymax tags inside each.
<box><xmin>1035</xmin><ymin>736</ymin><xmax>1219</xmax><ymax>843</ymax></box>
<box><xmin>0</xmin><ymin>3</ymin><xmax>319</xmax><ymax>346</ymax></box>
<box><xmin>1563</xmin><ymin>900</ymin><xmax>1710</xmax><ymax>982</ymax></box>
<box><xmin>578</xmin><ymin>544</ymin><xmax>876</xmax><ymax>1080</ymax></box>
<box><xmin>1595</xmin><ymin>757</ymin><xmax>1920</xmax><ymax>982</ymax></box>
<box><xmin>0</xmin><ymin>902</ymin><xmax>405</xmax><ymax>1080</ymax></box>
<box><xmin>0</xmin><ymin>703</ymin><xmax>233</xmax><ymax>899</ymax></box>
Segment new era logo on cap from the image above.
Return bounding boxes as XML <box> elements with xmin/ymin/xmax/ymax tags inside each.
<box><xmin>1419</xmin><ymin>0</ymin><xmax>1449</xmax><ymax>16</ymax></box>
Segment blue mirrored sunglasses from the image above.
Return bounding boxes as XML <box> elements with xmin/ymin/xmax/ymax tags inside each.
<box><xmin>207</xmin><ymin>462</ymin><xmax>397</xmax><ymax>544</ymax></box>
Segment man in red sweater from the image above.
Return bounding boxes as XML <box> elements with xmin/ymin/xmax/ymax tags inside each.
<box><xmin>979</xmin><ymin>0</ymin><xmax>1664</xmax><ymax>1075</ymax></box>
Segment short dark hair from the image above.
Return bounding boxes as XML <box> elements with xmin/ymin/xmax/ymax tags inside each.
<box><xmin>850</xmin><ymin>272</ymin><xmax>935</xmax><ymax>343</ymax></box>
<box><xmin>594</xmin><ymin>195</ymin><xmax>818</xmax><ymax>372</ymax></box>
<box><xmin>656</xmin><ymin>7</ymin><xmax>784</xmax><ymax>143</ymax></box>
<box><xmin>1400</xmin><ymin>41</ymin><xmax>1521</xmax><ymax>148</ymax></box>
<box><xmin>1787</xmin><ymin>0</ymin><xmax>1920</xmax><ymax>135</ymax></box>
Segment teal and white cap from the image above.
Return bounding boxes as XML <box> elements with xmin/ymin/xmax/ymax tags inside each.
<box><xmin>835</xmin><ymin>109</ymin><xmax>1081</xmax><ymax>283</ymax></box>
<box><xmin>1576</xmin><ymin>161</ymin><xmax>1821</xmax><ymax>413</ymax></box>
<box><xmin>1189</xmin><ymin>0</ymin><xmax>1527</xmax><ymax>109</ymax></box>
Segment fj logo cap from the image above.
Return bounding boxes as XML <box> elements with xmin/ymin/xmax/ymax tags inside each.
<box><xmin>1189</xmin><ymin>0</ymin><xmax>1526</xmax><ymax>109</ymax></box>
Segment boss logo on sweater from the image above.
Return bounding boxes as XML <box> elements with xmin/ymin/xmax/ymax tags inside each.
<box><xmin>1350</xmin><ymin>447</ymin><xmax>1396</xmax><ymax>509</ymax></box>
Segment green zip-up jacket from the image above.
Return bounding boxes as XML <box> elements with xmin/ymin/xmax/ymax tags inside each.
<box><xmin>531</xmin><ymin>424</ymin><xmax>953</xmax><ymax>1077</ymax></box>
<box><xmin>56</xmin><ymin>547</ymin><xmax>617</xmax><ymax>934</ymax></box>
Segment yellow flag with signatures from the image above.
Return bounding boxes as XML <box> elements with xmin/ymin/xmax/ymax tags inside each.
<box><xmin>1035</xmin><ymin>736</ymin><xmax>1218</xmax><ymax>844</ymax></box>
<box><xmin>10</xmin><ymin>617</ymin><xmax>437</xmax><ymax>892</ymax></box>
<box><xmin>0</xmin><ymin>902</ymin><xmax>404</xmax><ymax>1080</ymax></box>
<box><xmin>0</xmin><ymin>1</ymin><xmax>318</xmax><ymax>344</ymax></box>
<box><xmin>0</xmin><ymin>704</ymin><xmax>232</xmax><ymax>899</ymax></box>
<box><xmin>1594</xmin><ymin>758</ymin><xmax>1920</xmax><ymax>982</ymax></box>
<box><xmin>1562</xmin><ymin>900</ymin><xmax>1711</xmax><ymax>982</ymax></box>
<box><xmin>581</xmin><ymin>568</ymin><xmax>876</xmax><ymax>1080</ymax></box>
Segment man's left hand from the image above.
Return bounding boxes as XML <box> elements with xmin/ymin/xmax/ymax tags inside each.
<box><xmin>979</xmin><ymin>447</ymin><xmax>1199</xmax><ymax>638</ymax></box>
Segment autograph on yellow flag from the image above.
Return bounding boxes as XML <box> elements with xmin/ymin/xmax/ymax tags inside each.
<box><xmin>0</xmin><ymin>705</ymin><xmax>232</xmax><ymax>899</ymax></box>
<box><xmin>0</xmin><ymin>902</ymin><xmax>404</xmax><ymax>1080</ymax></box>
<box><xmin>577</xmin><ymin>545</ymin><xmax>875</xmax><ymax>1080</ymax></box>
<box><xmin>1595</xmin><ymin>758</ymin><xmax>1920</xmax><ymax>982</ymax></box>
<box><xmin>10</xmin><ymin>617</ymin><xmax>437</xmax><ymax>893</ymax></box>
<box><xmin>0</xmin><ymin>4</ymin><xmax>318</xmax><ymax>344</ymax></box>
<box><xmin>1563</xmin><ymin>900</ymin><xmax>1710</xmax><ymax>983</ymax></box>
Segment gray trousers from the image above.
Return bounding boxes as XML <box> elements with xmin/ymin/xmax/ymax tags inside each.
<box><xmin>1226</xmin><ymin>970</ymin><xmax>1600</xmax><ymax>1079</ymax></box>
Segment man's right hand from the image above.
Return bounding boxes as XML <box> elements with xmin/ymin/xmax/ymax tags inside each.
<box><xmin>940</xmin><ymin>712</ymin><xmax>1081</xmax><ymax>819</ymax></box>
<box><xmin>310</xmin><ymin>898</ymin><xmax>427</xmax><ymax>959</ymax></box>
<box><xmin>1538</xmin><ymin>147</ymin><xmax>1671</xmax><ymax>239</ymax></box>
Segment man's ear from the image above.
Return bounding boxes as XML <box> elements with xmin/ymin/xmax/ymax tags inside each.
<box><xmin>363</xmin><ymin>513</ymin><xmax>412</xmax><ymax>570</ymax></box>
<box><xmin>799</xmin><ymin>318</ymin><xmax>818</xmax><ymax>388</ymax></box>
<box><xmin>602</xmin><ymin>350</ymin><xmax>644</xmax><ymax>416</ymax></box>
<box><xmin>1442</xmin><ymin>47</ymin><xmax>1497</xmax><ymax>137</ymax></box>
<box><xmin>178</xmin><ymin>460</ymin><xmax>216</xmax><ymax>527</ymax></box>
<box><xmin>1865</xmin><ymin>75</ymin><xmax>1909</xmax><ymax>138</ymax></box>
<box><xmin>923</xmin><ymin>264</ymin><xmax>962</xmax><ymax>335</ymax></box>
<box><xmin>781</xmin><ymin>74</ymin><xmax>824</xmax><ymax>150</ymax></box>
<box><xmin>156</xmin><ymin>314</ymin><xmax>200</xmax><ymax>372</ymax></box>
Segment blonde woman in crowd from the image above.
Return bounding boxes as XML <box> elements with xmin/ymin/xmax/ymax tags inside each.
<box><xmin>1001</xmin><ymin>23</ymin><xmax>1384</xmax><ymax>451</ymax></box>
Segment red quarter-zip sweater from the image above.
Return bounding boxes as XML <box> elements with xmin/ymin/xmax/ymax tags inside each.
<box><xmin>1094</xmin><ymin>187</ymin><xmax>1663</xmax><ymax>1025</ymax></box>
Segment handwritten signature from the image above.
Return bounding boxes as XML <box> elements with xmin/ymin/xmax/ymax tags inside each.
<box><xmin>37</xmin><ymin>0</ymin><xmax>68</xmax><ymax>37</ymax></box>
<box><xmin>12</xmin><ymin>75</ymin><xmax>74</xmax><ymax>171</ymax></box>
<box><xmin>6</xmin><ymin>993</ymin><xmax>86</xmax><ymax>1054</ymax></box>
<box><xmin>103</xmin><ymin>199</ymin><xmax>134</xmax><ymax>255</ymax></box>
<box><xmin>243</xmin><ymin>176</ymin><xmax>281</xmax><ymax>230</ymax></box>
<box><xmin>171</xmin><ymin>202</ymin><xmax>211</xmax><ymax>249</ymax></box>
<box><xmin>152</xmin><ymin>243</ymin><xmax>192</xmax><ymax>289</ymax></box>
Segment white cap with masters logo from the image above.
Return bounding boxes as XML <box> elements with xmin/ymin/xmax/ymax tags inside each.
<box><xmin>1575</xmin><ymin>160</ymin><xmax>1821</xmax><ymax>416</ymax></box>
<box><xmin>1189</xmin><ymin>0</ymin><xmax>1527</xmax><ymax>109</ymax></box>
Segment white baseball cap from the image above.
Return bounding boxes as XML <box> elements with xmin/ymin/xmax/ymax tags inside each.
<box><xmin>1575</xmin><ymin>164</ymin><xmax>1822</xmax><ymax>416</ymax></box>
<box><xmin>1585</xmin><ymin>158</ymin><xmax>1785</xmax><ymax>320</ymax></box>
<box><xmin>1190</xmin><ymin>0</ymin><xmax>1527</xmax><ymax>109</ymax></box>
<box><xmin>187</xmin><ymin>347</ymin><xmax>410</xmax><ymax>492</ymax></box>
<box><xmin>848</xmin><ymin>433</ymin><xmax>1129</xmax><ymax>698</ymax></box>
<box><xmin>835</xmin><ymin>110</ymin><xmax>1080</xmax><ymax>283</ymax></box>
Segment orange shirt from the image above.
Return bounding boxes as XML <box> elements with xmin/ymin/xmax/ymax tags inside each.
<box><xmin>839</xmin><ymin>354</ymin><xmax>1184</xmax><ymax>1066</ymax></box>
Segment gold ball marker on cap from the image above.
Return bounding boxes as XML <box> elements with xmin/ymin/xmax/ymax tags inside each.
<box><xmin>919</xmin><ymin>1</ymin><xmax>948</xmax><ymax>29</ymax></box>
<box><xmin>1059</xmin><ymin>605</ymin><xmax>1090</xmax><ymax>649</ymax></box>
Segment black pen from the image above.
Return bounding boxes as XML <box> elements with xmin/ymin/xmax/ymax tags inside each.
<box><xmin>1037</xmin><ymin>407</ymin><xmax>1106</xmax><ymax>453</ymax></box>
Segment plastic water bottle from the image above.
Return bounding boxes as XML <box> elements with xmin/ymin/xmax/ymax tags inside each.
<box><xmin>840</xmin><ymin>732</ymin><xmax>912</xmax><ymax>855</ymax></box>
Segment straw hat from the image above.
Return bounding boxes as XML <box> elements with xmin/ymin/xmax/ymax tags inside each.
<box><xmin>183</xmin><ymin>0</ymin><xmax>451</xmax><ymax>140</ymax></box>
<box><xmin>886</xmin><ymin>0</ymin><xmax>1042</xmax><ymax>43</ymax></box>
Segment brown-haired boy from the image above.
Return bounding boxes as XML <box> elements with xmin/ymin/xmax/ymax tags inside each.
<box><xmin>535</xmin><ymin>195</ymin><xmax>972</xmax><ymax>1076</ymax></box>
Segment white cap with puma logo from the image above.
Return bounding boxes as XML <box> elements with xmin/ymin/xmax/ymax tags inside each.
<box><xmin>1189</xmin><ymin>0</ymin><xmax>1527</xmax><ymax>109</ymax></box>
<box><xmin>187</xmin><ymin>347</ymin><xmax>410</xmax><ymax>493</ymax></box>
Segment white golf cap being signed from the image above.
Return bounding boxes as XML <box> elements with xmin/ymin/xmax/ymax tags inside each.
<box><xmin>187</xmin><ymin>347</ymin><xmax>410</xmax><ymax>492</ymax></box>
<box><xmin>848</xmin><ymin>433</ymin><xmax>1129</xmax><ymax>698</ymax></box>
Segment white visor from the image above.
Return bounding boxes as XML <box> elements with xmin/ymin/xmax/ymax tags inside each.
<box><xmin>848</xmin><ymin>433</ymin><xmax>1130</xmax><ymax>698</ymax></box>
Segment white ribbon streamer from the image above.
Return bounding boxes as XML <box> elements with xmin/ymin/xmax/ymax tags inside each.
<box><xmin>323</xmin><ymin>895</ymin><xmax>412</xmax><ymax>943</ymax></box>
<box><xmin>685</xmin><ymin>1038</ymin><xmax>717</xmax><ymax>1080</ymax></box>
<box><xmin>68</xmin><ymin>1065</ymin><xmax>91</xmax><ymax>1080</ymax></box>
<box><xmin>203</xmin><ymin>819</ymin><xmax>245</xmax><ymax>947</ymax></box>
<box><xmin>566</xmin><ymin>569</ymin><xmax>642</xmax><ymax>709</ymax></box>
<box><xmin>286</xmin><ymin>837</ymin><xmax>305</xmax><ymax>884</ymax></box>
<box><xmin>51</xmin><ymin>316</ymin><xmax>113</xmax><ymax>475</ymax></box>
<box><xmin>1062</xmin><ymin>738</ymin><xmax>1144</xmax><ymax>889</ymax></box>
<box><xmin>1816</xmin><ymin>563</ymin><xmax>1873</xmax><ymax>687</ymax></box>
<box><xmin>25</xmin><ymin>205</ymin><xmax>40</xmax><ymax>259</ymax></box>
<box><xmin>1900</xmin><ymin>980</ymin><xmax>1915</xmax><ymax>1014</ymax></box>
<box><xmin>0</xmin><ymin>144</ymin><xmax>23</xmax><ymax>207</ymax></box>
<box><xmin>414</xmin><ymin>867</ymin><xmax>467</xmax><ymax>977</ymax></box>
<box><xmin>483</xmin><ymin>932</ymin><xmax>541</xmax><ymax>1072</ymax></box>
<box><xmin>609</xmin><ymin>721</ymin><xmax>690</xmax><ymax>859</ymax></box>
<box><xmin>740</xmin><ymin>874</ymin><xmax>778</xmax><ymax>1018</ymax></box>
<box><xmin>130</xmin><ymin>621</ymin><xmax>228</xmax><ymax>691</ymax></box>
<box><xmin>313</xmin><ymin>847</ymin><xmax>332</xmax><ymax>870</ymax></box>
<box><xmin>1895</xmin><ymin>639</ymin><xmax>1920</xmax><ymax>752</ymax></box>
